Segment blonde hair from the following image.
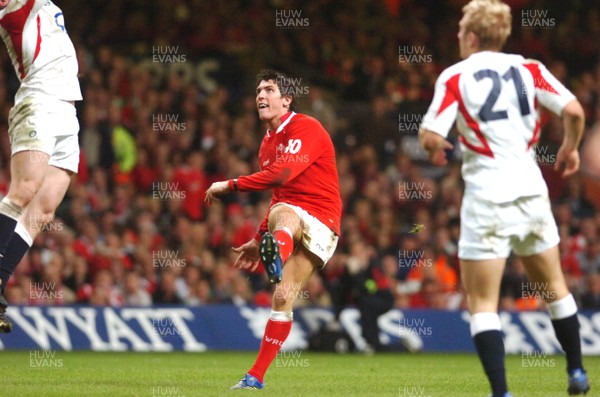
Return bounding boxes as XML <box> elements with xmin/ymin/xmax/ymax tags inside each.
<box><xmin>462</xmin><ymin>0</ymin><xmax>512</xmax><ymax>50</ymax></box>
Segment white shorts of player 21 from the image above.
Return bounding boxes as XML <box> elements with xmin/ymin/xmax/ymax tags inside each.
<box><xmin>8</xmin><ymin>95</ymin><xmax>80</xmax><ymax>173</ymax></box>
<box><xmin>459</xmin><ymin>194</ymin><xmax>559</xmax><ymax>260</ymax></box>
<box><xmin>270</xmin><ymin>203</ymin><xmax>338</xmax><ymax>267</ymax></box>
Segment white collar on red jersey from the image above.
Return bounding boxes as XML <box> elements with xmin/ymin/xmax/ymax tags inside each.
<box><xmin>267</xmin><ymin>111</ymin><xmax>296</xmax><ymax>136</ymax></box>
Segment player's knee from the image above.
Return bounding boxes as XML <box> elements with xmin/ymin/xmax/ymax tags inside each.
<box><xmin>268</xmin><ymin>207</ymin><xmax>301</xmax><ymax>235</ymax></box>
<box><xmin>7</xmin><ymin>180</ymin><xmax>39</xmax><ymax>207</ymax></box>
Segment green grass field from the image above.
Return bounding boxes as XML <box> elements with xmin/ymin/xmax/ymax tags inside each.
<box><xmin>0</xmin><ymin>351</ymin><xmax>595</xmax><ymax>397</ymax></box>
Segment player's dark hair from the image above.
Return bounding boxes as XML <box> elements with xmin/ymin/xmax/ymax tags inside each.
<box><xmin>255</xmin><ymin>69</ymin><xmax>296</xmax><ymax>112</ymax></box>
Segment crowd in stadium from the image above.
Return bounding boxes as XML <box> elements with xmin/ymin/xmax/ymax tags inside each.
<box><xmin>0</xmin><ymin>0</ymin><xmax>598</xmax><ymax>312</ymax></box>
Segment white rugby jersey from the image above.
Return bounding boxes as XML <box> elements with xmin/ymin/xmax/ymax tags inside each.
<box><xmin>0</xmin><ymin>0</ymin><xmax>82</xmax><ymax>103</ymax></box>
<box><xmin>421</xmin><ymin>51</ymin><xmax>575</xmax><ymax>203</ymax></box>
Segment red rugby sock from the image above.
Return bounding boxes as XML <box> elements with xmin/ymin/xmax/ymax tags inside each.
<box><xmin>273</xmin><ymin>228</ymin><xmax>293</xmax><ymax>264</ymax></box>
<box><xmin>247</xmin><ymin>319</ymin><xmax>293</xmax><ymax>383</ymax></box>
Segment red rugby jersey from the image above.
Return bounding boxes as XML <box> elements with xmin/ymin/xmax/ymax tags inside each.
<box><xmin>229</xmin><ymin>112</ymin><xmax>341</xmax><ymax>237</ymax></box>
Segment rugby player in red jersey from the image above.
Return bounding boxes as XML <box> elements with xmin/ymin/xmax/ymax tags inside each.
<box><xmin>205</xmin><ymin>69</ymin><xmax>341</xmax><ymax>390</ymax></box>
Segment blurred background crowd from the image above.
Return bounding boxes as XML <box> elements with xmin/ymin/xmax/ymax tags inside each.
<box><xmin>0</xmin><ymin>0</ymin><xmax>598</xmax><ymax>312</ymax></box>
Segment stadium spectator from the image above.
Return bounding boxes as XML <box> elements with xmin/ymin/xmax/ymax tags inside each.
<box><xmin>152</xmin><ymin>270</ymin><xmax>183</xmax><ymax>305</ymax></box>
<box><xmin>123</xmin><ymin>271</ymin><xmax>152</xmax><ymax>306</ymax></box>
<box><xmin>580</xmin><ymin>273</ymin><xmax>600</xmax><ymax>310</ymax></box>
<box><xmin>330</xmin><ymin>240</ymin><xmax>394</xmax><ymax>353</ymax></box>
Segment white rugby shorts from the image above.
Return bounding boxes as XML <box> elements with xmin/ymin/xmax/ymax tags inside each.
<box><xmin>271</xmin><ymin>202</ymin><xmax>338</xmax><ymax>267</ymax></box>
<box><xmin>8</xmin><ymin>95</ymin><xmax>80</xmax><ymax>173</ymax></box>
<box><xmin>459</xmin><ymin>193</ymin><xmax>559</xmax><ymax>260</ymax></box>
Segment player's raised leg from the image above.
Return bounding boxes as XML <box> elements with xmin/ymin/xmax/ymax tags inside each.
<box><xmin>461</xmin><ymin>258</ymin><xmax>512</xmax><ymax>397</ymax></box>
<box><xmin>520</xmin><ymin>246</ymin><xmax>589</xmax><ymax>395</ymax></box>
<box><xmin>259</xmin><ymin>204</ymin><xmax>302</xmax><ymax>284</ymax></box>
<box><xmin>231</xmin><ymin>246</ymin><xmax>319</xmax><ymax>390</ymax></box>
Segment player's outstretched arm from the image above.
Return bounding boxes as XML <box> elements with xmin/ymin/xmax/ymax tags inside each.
<box><xmin>556</xmin><ymin>99</ymin><xmax>585</xmax><ymax>177</ymax></box>
<box><xmin>419</xmin><ymin>128</ymin><xmax>454</xmax><ymax>166</ymax></box>
<box><xmin>232</xmin><ymin>238</ymin><xmax>260</xmax><ymax>271</ymax></box>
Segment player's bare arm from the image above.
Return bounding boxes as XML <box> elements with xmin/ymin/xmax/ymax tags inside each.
<box><xmin>204</xmin><ymin>180</ymin><xmax>230</xmax><ymax>205</ymax></box>
<box><xmin>418</xmin><ymin>128</ymin><xmax>454</xmax><ymax>166</ymax></box>
<box><xmin>555</xmin><ymin>99</ymin><xmax>585</xmax><ymax>177</ymax></box>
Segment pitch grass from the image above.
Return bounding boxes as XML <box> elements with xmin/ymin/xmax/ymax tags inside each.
<box><xmin>0</xmin><ymin>351</ymin><xmax>596</xmax><ymax>397</ymax></box>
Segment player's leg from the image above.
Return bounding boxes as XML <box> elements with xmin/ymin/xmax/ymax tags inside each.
<box><xmin>514</xmin><ymin>194</ymin><xmax>589</xmax><ymax>395</ymax></box>
<box><xmin>0</xmin><ymin>151</ymin><xmax>50</xmax><ymax>332</ymax></box>
<box><xmin>1</xmin><ymin>165</ymin><xmax>72</xmax><ymax>287</ymax></box>
<box><xmin>0</xmin><ymin>165</ymin><xmax>71</xmax><ymax>333</ymax></box>
<box><xmin>519</xmin><ymin>246</ymin><xmax>589</xmax><ymax>395</ymax></box>
<box><xmin>259</xmin><ymin>204</ymin><xmax>302</xmax><ymax>284</ymax></box>
<box><xmin>0</xmin><ymin>102</ymin><xmax>79</xmax><ymax>332</ymax></box>
<box><xmin>0</xmin><ymin>97</ymin><xmax>60</xmax><ymax>293</ymax></box>
<box><xmin>233</xmin><ymin>206</ymin><xmax>338</xmax><ymax>389</ymax></box>
<box><xmin>232</xmin><ymin>246</ymin><xmax>320</xmax><ymax>390</ymax></box>
<box><xmin>0</xmin><ymin>150</ymin><xmax>49</xmax><ymax>287</ymax></box>
<box><xmin>461</xmin><ymin>258</ymin><xmax>510</xmax><ymax>397</ymax></box>
<box><xmin>459</xmin><ymin>193</ymin><xmax>512</xmax><ymax>396</ymax></box>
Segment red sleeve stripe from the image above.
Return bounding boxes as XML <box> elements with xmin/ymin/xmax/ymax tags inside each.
<box><xmin>523</xmin><ymin>63</ymin><xmax>559</xmax><ymax>94</ymax></box>
<box><xmin>0</xmin><ymin>0</ymin><xmax>37</xmax><ymax>79</ymax></box>
<box><xmin>33</xmin><ymin>15</ymin><xmax>41</xmax><ymax>64</ymax></box>
<box><xmin>436</xmin><ymin>73</ymin><xmax>459</xmax><ymax>116</ymax></box>
<box><xmin>446</xmin><ymin>72</ymin><xmax>494</xmax><ymax>158</ymax></box>
<box><xmin>527</xmin><ymin>97</ymin><xmax>541</xmax><ymax>150</ymax></box>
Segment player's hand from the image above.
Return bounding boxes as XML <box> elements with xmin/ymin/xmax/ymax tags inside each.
<box><xmin>554</xmin><ymin>145</ymin><xmax>580</xmax><ymax>177</ymax></box>
<box><xmin>429</xmin><ymin>144</ymin><xmax>453</xmax><ymax>166</ymax></box>
<box><xmin>232</xmin><ymin>239</ymin><xmax>260</xmax><ymax>271</ymax></box>
<box><xmin>419</xmin><ymin>129</ymin><xmax>453</xmax><ymax>166</ymax></box>
<box><xmin>204</xmin><ymin>181</ymin><xmax>230</xmax><ymax>206</ymax></box>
